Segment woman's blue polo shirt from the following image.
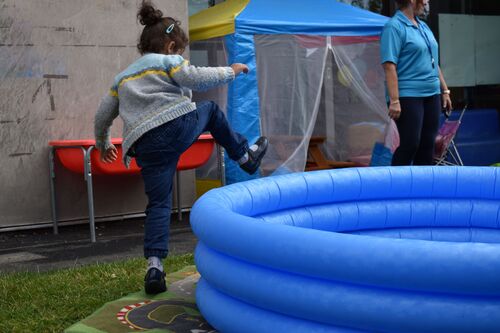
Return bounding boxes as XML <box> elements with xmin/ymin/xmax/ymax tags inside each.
<box><xmin>380</xmin><ymin>11</ymin><xmax>440</xmax><ymax>97</ymax></box>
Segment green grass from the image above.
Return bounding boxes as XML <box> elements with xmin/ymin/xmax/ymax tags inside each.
<box><xmin>0</xmin><ymin>253</ymin><xmax>194</xmax><ymax>333</ymax></box>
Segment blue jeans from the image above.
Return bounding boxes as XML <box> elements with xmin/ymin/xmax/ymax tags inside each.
<box><xmin>134</xmin><ymin>101</ymin><xmax>248</xmax><ymax>258</ymax></box>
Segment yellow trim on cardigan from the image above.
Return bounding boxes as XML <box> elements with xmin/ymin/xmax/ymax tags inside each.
<box><xmin>168</xmin><ymin>60</ymin><xmax>189</xmax><ymax>77</ymax></box>
<box><xmin>118</xmin><ymin>69</ymin><xmax>168</xmax><ymax>88</ymax></box>
<box><xmin>109</xmin><ymin>89</ymin><xmax>118</xmax><ymax>97</ymax></box>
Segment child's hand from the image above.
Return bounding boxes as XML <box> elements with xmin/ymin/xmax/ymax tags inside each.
<box><xmin>100</xmin><ymin>145</ymin><xmax>118</xmax><ymax>163</ymax></box>
<box><xmin>230</xmin><ymin>63</ymin><xmax>249</xmax><ymax>75</ymax></box>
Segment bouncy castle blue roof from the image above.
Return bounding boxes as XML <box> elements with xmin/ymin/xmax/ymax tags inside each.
<box><xmin>236</xmin><ymin>0</ymin><xmax>388</xmax><ymax>36</ymax></box>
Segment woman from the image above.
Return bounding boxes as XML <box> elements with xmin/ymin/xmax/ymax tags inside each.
<box><xmin>381</xmin><ymin>0</ymin><xmax>452</xmax><ymax>165</ymax></box>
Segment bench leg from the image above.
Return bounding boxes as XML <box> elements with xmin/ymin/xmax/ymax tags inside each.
<box><xmin>176</xmin><ymin>171</ymin><xmax>182</xmax><ymax>221</ymax></box>
<box><xmin>49</xmin><ymin>147</ymin><xmax>58</xmax><ymax>235</ymax></box>
<box><xmin>83</xmin><ymin>146</ymin><xmax>97</xmax><ymax>243</ymax></box>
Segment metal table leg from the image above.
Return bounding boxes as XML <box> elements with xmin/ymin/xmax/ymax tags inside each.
<box><xmin>83</xmin><ymin>146</ymin><xmax>96</xmax><ymax>243</ymax></box>
<box><xmin>176</xmin><ymin>171</ymin><xmax>182</xmax><ymax>221</ymax></box>
<box><xmin>217</xmin><ymin>144</ymin><xmax>226</xmax><ymax>186</ymax></box>
<box><xmin>49</xmin><ymin>147</ymin><xmax>58</xmax><ymax>235</ymax></box>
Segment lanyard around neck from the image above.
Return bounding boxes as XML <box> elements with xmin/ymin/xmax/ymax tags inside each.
<box><xmin>416</xmin><ymin>22</ymin><xmax>435</xmax><ymax>68</ymax></box>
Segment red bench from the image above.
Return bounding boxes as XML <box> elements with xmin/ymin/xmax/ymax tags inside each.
<box><xmin>49</xmin><ymin>134</ymin><xmax>219</xmax><ymax>242</ymax></box>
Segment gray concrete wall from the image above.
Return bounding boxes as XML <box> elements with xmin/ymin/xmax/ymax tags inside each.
<box><xmin>0</xmin><ymin>0</ymin><xmax>195</xmax><ymax>229</ymax></box>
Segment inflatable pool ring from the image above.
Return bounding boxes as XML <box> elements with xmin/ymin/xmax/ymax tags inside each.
<box><xmin>191</xmin><ymin>166</ymin><xmax>500</xmax><ymax>333</ymax></box>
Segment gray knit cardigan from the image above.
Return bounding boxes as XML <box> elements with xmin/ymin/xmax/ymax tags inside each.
<box><xmin>94</xmin><ymin>53</ymin><xmax>235</xmax><ymax>166</ymax></box>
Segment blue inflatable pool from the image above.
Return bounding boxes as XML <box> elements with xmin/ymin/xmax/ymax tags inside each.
<box><xmin>190</xmin><ymin>166</ymin><xmax>500</xmax><ymax>333</ymax></box>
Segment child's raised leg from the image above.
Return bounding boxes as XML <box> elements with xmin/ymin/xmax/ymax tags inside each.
<box><xmin>192</xmin><ymin>101</ymin><xmax>268</xmax><ymax>174</ymax></box>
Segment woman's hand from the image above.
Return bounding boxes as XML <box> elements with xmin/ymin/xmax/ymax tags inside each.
<box><xmin>230</xmin><ymin>63</ymin><xmax>249</xmax><ymax>75</ymax></box>
<box><xmin>100</xmin><ymin>144</ymin><xmax>118</xmax><ymax>163</ymax></box>
<box><xmin>442</xmin><ymin>93</ymin><xmax>452</xmax><ymax>114</ymax></box>
<box><xmin>388</xmin><ymin>100</ymin><xmax>401</xmax><ymax>120</ymax></box>
<box><xmin>438</xmin><ymin>67</ymin><xmax>453</xmax><ymax>113</ymax></box>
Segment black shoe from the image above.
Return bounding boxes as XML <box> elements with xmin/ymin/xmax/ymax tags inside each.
<box><xmin>240</xmin><ymin>136</ymin><xmax>269</xmax><ymax>175</ymax></box>
<box><xmin>144</xmin><ymin>267</ymin><xmax>167</xmax><ymax>294</ymax></box>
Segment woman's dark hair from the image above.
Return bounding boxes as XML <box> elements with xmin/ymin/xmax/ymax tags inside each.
<box><xmin>137</xmin><ymin>0</ymin><xmax>188</xmax><ymax>55</ymax></box>
<box><xmin>395</xmin><ymin>0</ymin><xmax>412</xmax><ymax>8</ymax></box>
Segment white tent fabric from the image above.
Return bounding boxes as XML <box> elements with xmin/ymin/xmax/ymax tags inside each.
<box><xmin>191</xmin><ymin>38</ymin><xmax>230</xmax><ymax>180</ymax></box>
<box><xmin>192</xmin><ymin>34</ymin><xmax>394</xmax><ymax>178</ymax></box>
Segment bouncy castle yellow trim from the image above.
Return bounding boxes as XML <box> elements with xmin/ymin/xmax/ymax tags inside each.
<box><xmin>189</xmin><ymin>0</ymin><xmax>250</xmax><ymax>42</ymax></box>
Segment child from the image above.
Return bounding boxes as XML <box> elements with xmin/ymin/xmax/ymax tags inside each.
<box><xmin>94</xmin><ymin>0</ymin><xmax>268</xmax><ymax>294</ymax></box>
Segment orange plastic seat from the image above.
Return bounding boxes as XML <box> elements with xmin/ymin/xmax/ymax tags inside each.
<box><xmin>178</xmin><ymin>134</ymin><xmax>215</xmax><ymax>170</ymax></box>
<box><xmin>49</xmin><ymin>134</ymin><xmax>217</xmax><ymax>242</ymax></box>
<box><xmin>49</xmin><ymin>134</ymin><xmax>215</xmax><ymax>174</ymax></box>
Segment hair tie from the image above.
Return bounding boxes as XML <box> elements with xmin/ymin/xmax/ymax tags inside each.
<box><xmin>165</xmin><ymin>23</ymin><xmax>174</xmax><ymax>34</ymax></box>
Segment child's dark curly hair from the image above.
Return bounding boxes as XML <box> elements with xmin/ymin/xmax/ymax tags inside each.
<box><xmin>137</xmin><ymin>0</ymin><xmax>188</xmax><ymax>55</ymax></box>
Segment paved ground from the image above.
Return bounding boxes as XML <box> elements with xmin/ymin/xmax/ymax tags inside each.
<box><xmin>0</xmin><ymin>213</ymin><xmax>197</xmax><ymax>274</ymax></box>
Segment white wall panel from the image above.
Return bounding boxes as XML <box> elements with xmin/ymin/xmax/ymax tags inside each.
<box><xmin>439</xmin><ymin>14</ymin><xmax>500</xmax><ymax>87</ymax></box>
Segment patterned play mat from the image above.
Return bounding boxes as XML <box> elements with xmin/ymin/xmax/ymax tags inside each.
<box><xmin>65</xmin><ymin>266</ymin><xmax>217</xmax><ymax>333</ymax></box>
